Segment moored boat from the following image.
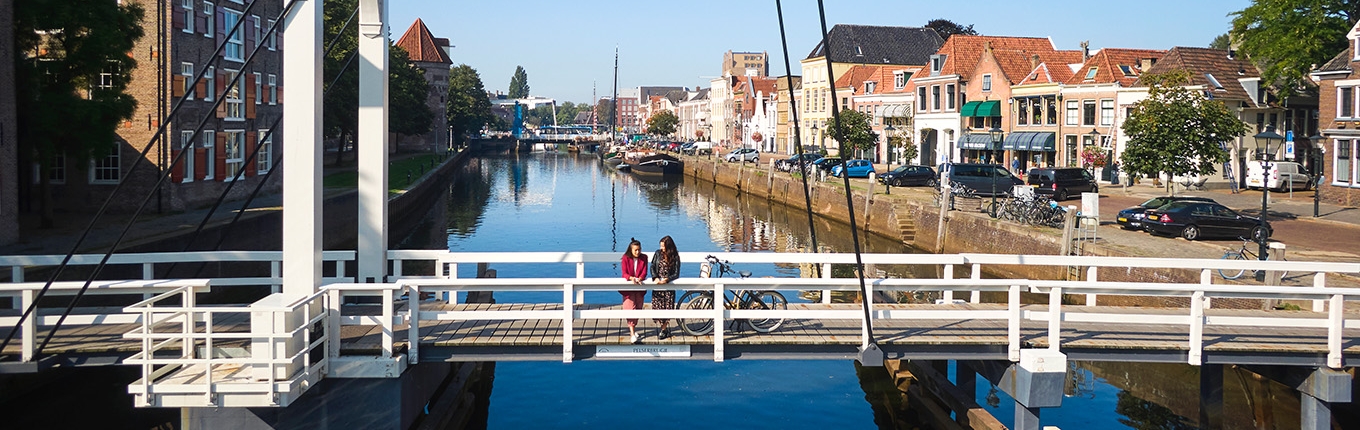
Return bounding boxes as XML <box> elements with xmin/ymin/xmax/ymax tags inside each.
<box><xmin>630</xmin><ymin>153</ymin><xmax>683</xmax><ymax>177</ymax></box>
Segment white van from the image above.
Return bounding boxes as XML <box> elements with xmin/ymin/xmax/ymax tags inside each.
<box><xmin>685</xmin><ymin>141</ymin><xmax>714</xmax><ymax>155</ymax></box>
<box><xmin>1245</xmin><ymin>161</ymin><xmax>1311</xmax><ymax>191</ymax></box>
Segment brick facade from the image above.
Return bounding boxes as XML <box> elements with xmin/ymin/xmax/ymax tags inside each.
<box><xmin>0</xmin><ymin>0</ymin><xmax>16</xmax><ymax>245</ymax></box>
<box><xmin>1314</xmin><ymin>47</ymin><xmax>1360</xmax><ymax>207</ymax></box>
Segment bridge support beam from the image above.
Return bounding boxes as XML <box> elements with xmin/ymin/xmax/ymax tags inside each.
<box><xmin>967</xmin><ymin>350</ymin><xmax>1066</xmax><ymax>430</ymax></box>
<box><xmin>356</xmin><ymin>0</ymin><xmax>389</xmax><ymax>283</ymax></box>
<box><xmin>1243</xmin><ymin>365</ymin><xmax>1352</xmax><ymax>430</ymax></box>
<box><xmin>1199</xmin><ymin>363</ymin><xmax>1224</xmax><ymax>429</ymax></box>
<box><xmin>281</xmin><ymin>0</ymin><xmax>324</xmax><ymax>296</ymax></box>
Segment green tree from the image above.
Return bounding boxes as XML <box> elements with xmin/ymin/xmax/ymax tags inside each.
<box><xmin>924</xmin><ymin>18</ymin><xmax>977</xmax><ymax>41</ymax></box>
<box><xmin>508</xmin><ymin>65</ymin><xmax>530</xmax><ymax>98</ymax></box>
<box><xmin>15</xmin><ymin>0</ymin><xmax>145</xmax><ymax>227</ymax></box>
<box><xmin>447</xmin><ymin>64</ymin><xmax>494</xmax><ymax>147</ymax></box>
<box><xmin>389</xmin><ymin>46</ymin><xmax>433</xmax><ymax>150</ymax></box>
<box><xmin>524</xmin><ymin>104</ymin><xmax>555</xmax><ymax>127</ymax></box>
<box><xmin>823</xmin><ymin>109</ymin><xmax>878</xmax><ymax>157</ymax></box>
<box><xmin>1209</xmin><ymin>33</ymin><xmax>1231</xmax><ymax>50</ymax></box>
<box><xmin>646</xmin><ymin>110</ymin><xmax>679</xmax><ymax>136</ymax></box>
<box><xmin>1230</xmin><ymin>0</ymin><xmax>1359</xmax><ymax>97</ymax></box>
<box><xmin>888</xmin><ymin>133</ymin><xmax>917</xmax><ymax>164</ymax></box>
<box><xmin>1120</xmin><ymin>71</ymin><xmax>1249</xmax><ymax>194</ymax></box>
<box><xmin>595</xmin><ymin>100</ymin><xmax>616</xmax><ymax>129</ymax></box>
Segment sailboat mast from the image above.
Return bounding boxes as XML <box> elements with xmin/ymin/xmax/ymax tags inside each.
<box><xmin>610</xmin><ymin>46</ymin><xmax>619</xmax><ymax>143</ymax></box>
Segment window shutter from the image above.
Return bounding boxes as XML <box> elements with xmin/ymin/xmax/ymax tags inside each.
<box><xmin>194</xmin><ymin>78</ymin><xmax>205</xmax><ymax>100</ymax></box>
<box><xmin>196</xmin><ymin>8</ymin><xmax>207</xmax><ymax>33</ymax></box>
<box><xmin>215</xmin><ymin>133</ymin><xmax>228</xmax><ymax>181</ymax></box>
<box><xmin>194</xmin><ymin>147</ymin><xmax>207</xmax><ymax>181</ymax></box>
<box><xmin>215</xmin><ymin>72</ymin><xmax>227</xmax><ymax>118</ymax></box>
<box><xmin>216</xmin><ymin>7</ymin><xmax>226</xmax><ymax>49</ymax></box>
<box><xmin>171</xmin><ymin>149</ymin><xmax>184</xmax><ymax>182</ymax></box>
<box><xmin>245</xmin><ymin>74</ymin><xmax>256</xmax><ymax>119</ymax></box>
<box><xmin>172</xmin><ymin>8</ymin><xmax>185</xmax><ymax>30</ymax></box>
<box><xmin>276</xmin><ymin>85</ymin><xmax>282</xmax><ymax>104</ymax></box>
<box><xmin>245</xmin><ymin>16</ymin><xmax>256</xmax><ymax>49</ymax></box>
<box><xmin>245</xmin><ymin>132</ymin><xmax>258</xmax><ymax>177</ymax></box>
<box><xmin>172</xmin><ymin>75</ymin><xmax>185</xmax><ymax>98</ymax></box>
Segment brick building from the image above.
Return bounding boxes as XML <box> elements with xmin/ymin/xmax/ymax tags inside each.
<box><xmin>723</xmin><ymin>51</ymin><xmax>769</xmax><ymax>78</ymax></box>
<box><xmin>1</xmin><ymin>0</ymin><xmax>16</xmax><ymax>245</ymax></box>
<box><xmin>1310</xmin><ymin>22</ymin><xmax>1360</xmax><ymax>207</ymax></box>
<box><xmin>394</xmin><ymin>18</ymin><xmax>452</xmax><ymax>153</ymax></box>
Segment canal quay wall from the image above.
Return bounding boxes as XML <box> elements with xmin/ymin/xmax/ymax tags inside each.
<box><xmin>683</xmin><ymin>157</ymin><xmax>1242</xmax><ymax>308</ymax></box>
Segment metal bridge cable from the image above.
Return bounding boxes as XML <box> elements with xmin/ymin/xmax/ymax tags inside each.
<box><xmin>0</xmin><ymin>0</ymin><xmax>278</xmax><ymax>354</ymax></box>
<box><xmin>323</xmin><ymin>6</ymin><xmax>359</xmax><ymax>60</ymax></box>
<box><xmin>165</xmin><ymin>117</ymin><xmax>281</xmax><ymax>260</ymax></box>
<box><xmin>773</xmin><ymin>0</ymin><xmax>820</xmax><ymax>276</ymax></box>
<box><xmin>202</xmin><ymin>153</ymin><xmax>282</xmax><ymax>262</ymax></box>
<box><xmin>25</xmin><ymin>8</ymin><xmax>300</xmax><ymax>356</ymax></box>
<box><xmin>816</xmin><ymin>0</ymin><xmax>875</xmax><ymax>343</ymax></box>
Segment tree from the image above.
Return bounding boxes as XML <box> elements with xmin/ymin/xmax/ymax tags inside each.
<box><xmin>447</xmin><ymin>64</ymin><xmax>494</xmax><ymax>148</ymax></box>
<box><xmin>924</xmin><ymin>19</ymin><xmax>978</xmax><ymax>41</ymax></box>
<box><xmin>1209</xmin><ymin>33</ymin><xmax>1231</xmax><ymax>50</ymax></box>
<box><xmin>523</xmin><ymin>104</ymin><xmax>555</xmax><ymax>127</ymax></box>
<box><xmin>595</xmin><ymin>101</ymin><xmax>616</xmax><ymax>129</ymax></box>
<box><xmin>15</xmin><ymin>0</ymin><xmax>145</xmax><ymax>227</ymax></box>
<box><xmin>1120</xmin><ymin>71</ymin><xmax>1249</xmax><ymax>194</ymax></box>
<box><xmin>508</xmin><ymin>65</ymin><xmax>530</xmax><ymax>98</ymax></box>
<box><xmin>888</xmin><ymin>133</ymin><xmax>917</xmax><ymax>164</ymax></box>
<box><xmin>823</xmin><ymin>109</ymin><xmax>878</xmax><ymax>157</ymax></box>
<box><xmin>646</xmin><ymin>110</ymin><xmax>679</xmax><ymax>136</ymax></box>
<box><xmin>1230</xmin><ymin>0</ymin><xmax>1359</xmax><ymax>97</ymax></box>
<box><xmin>388</xmin><ymin>46</ymin><xmax>433</xmax><ymax>149</ymax></box>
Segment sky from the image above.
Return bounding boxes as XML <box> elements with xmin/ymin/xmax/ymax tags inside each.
<box><xmin>390</xmin><ymin>0</ymin><xmax>1251</xmax><ymax>105</ymax></box>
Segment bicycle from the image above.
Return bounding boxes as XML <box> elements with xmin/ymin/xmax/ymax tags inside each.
<box><xmin>1219</xmin><ymin>237</ymin><xmax>1289</xmax><ymax>280</ymax></box>
<box><xmin>932</xmin><ymin>181</ymin><xmax>976</xmax><ymax>211</ymax></box>
<box><xmin>677</xmin><ymin>255</ymin><xmax>788</xmax><ymax>335</ymax></box>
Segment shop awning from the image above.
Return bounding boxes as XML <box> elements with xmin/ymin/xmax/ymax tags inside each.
<box><xmin>881</xmin><ymin>104</ymin><xmax>912</xmax><ymax>118</ymax></box>
<box><xmin>958</xmin><ymin>133</ymin><xmax>999</xmax><ymax>150</ymax></box>
<box><xmin>1001</xmin><ymin>131</ymin><xmax>1057</xmax><ymax>151</ymax></box>
<box><xmin>960</xmin><ymin>100</ymin><xmax>1001</xmax><ymax>117</ymax></box>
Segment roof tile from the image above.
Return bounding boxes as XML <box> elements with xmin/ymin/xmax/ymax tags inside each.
<box><xmin>395</xmin><ymin>19</ymin><xmax>452</xmax><ymax>64</ymax></box>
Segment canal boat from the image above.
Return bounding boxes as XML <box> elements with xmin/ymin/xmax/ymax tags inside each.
<box><xmin>630</xmin><ymin>153</ymin><xmax>683</xmax><ymax>177</ymax></box>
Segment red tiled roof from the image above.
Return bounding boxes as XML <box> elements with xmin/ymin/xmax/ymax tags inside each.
<box><xmin>1065</xmin><ymin>48</ymin><xmax>1167</xmax><ymax>86</ymax></box>
<box><xmin>935</xmin><ymin>35</ymin><xmax>1059</xmax><ymax>78</ymax></box>
<box><xmin>395</xmin><ymin>19</ymin><xmax>452</xmax><ymax>64</ymax></box>
<box><xmin>991</xmin><ymin>49</ymin><xmax>1082</xmax><ymax>85</ymax></box>
<box><xmin>1137</xmin><ymin>47</ymin><xmax>1261</xmax><ymax>102</ymax></box>
<box><xmin>833</xmin><ymin>65</ymin><xmax>883</xmax><ymax>92</ymax></box>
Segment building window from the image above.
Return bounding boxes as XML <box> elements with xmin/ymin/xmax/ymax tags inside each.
<box><xmin>894</xmin><ymin>72</ymin><xmax>906</xmax><ymax>90</ymax></box>
<box><xmin>1339</xmin><ymin>87</ymin><xmax>1354</xmax><ymax>118</ymax></box>
<box><xmin>225</xmin><ymin>70</ymin><xmax>243</xmax><ymax>120</ymax></box>
<box><xmin>48</xmin><ymin>153</ymin><xmax>66</xmax><ymax>184</ymax></box>
<box><xmin>223</xmin><ymin>9</ymin><xmax>243</xmax><ymax>62</ymax></box>
<box><xmin>267</xmin><ymin>19</ymin><xmax>276</xmax><ymax>50</ymax></box>
<box><xmin>202</xmin><ymin>1</ymin><xmax>213</xmax><ymax>38</ymax></box>
<box><xmin>1082</xmin><ymin>100</ymin><xmax>1096</xmax><ymax>126</ymax></box>
<box><xmin>1065</xmin><ymin>135</ymin><xmax>1078</xmax><ymax>167</ymax></box>
<box><xmin>946</xmin><ymin>84</ymin><xmax>956</xmax><ymax>110</ymax></box>
<box><xmin>224</xmin><ymin>130</ymin><xmax>245</xmax><ymax>178</ymax></box>
<box><xmin>253</xmin><ymin>72</ymin><xmax>261</xmax><ymax>105</ymax></box>
<box><xmin>181</xmin><ymin>0</ymin><xmax>195</xmax><ymax>33</ymax></box>
<box><xmin>258</xmin><ymin>130</ymin><xmax>273</xmax><ymax>173</ymax></box>
<box><xmin>1017</xmin><ymin>98</ymin><xmax>1029</xmax><ymax>126</ymax></box>
<box><xmin>865</xmin><ymin>82</ymin><xmax>876</xmax><ymax>94</ymax></box>
<box><xmin>181</xmin><ymin>62</ymin><xmax>194</xmax><ymax>100</ymax></box>
<box><xmin>203</xmin><ymin>131</ymin><xmax>215</xmax><ymax>180</ymax></box>
<box><xmin>1045</xmin><ymin>96</ymin><xmax>1058</xmax><ymax>125</ymax></box>
<box><xmin>180</xmin><ymin>130</ymin><xmax>195</xmax><ymax>182</ymax></box>
<box><xmin>90</xmin><ymin>144</ymin><xmax>121</xmax><ymax>184</ymax></box>
<box><xmin>982</xmin><ymin>75</ymin><xmax>992</xmax><ymax>92</ymax></box>
<box><xmin>931</xmin><ymin>85</ymin><xmax>940</xmax><ymax>110</ymax></box>
<box><xmin>268</xmin><ymin>74</ymin><xmax>277</xmax><ymax>104</ymax></box>
<box><xmin>1065</xmin><ymin>100</ymin><xmax>1078</xmax><ymax>125</ymax></box>
<box><xmin>252</xmin><ymin>15</ymin><xmax>261</xmax><ymax>49</ymax></box>
<box><xmin>205</xmin><ymin>66</ymin><xmax>215</xmax><ymax>101</ymax></box>
<box><xmin>918</xmin><ymin>87</ymin><xmax>927</xmax><ymax>110</ymax></box>
<box><xmin>1337</xmin><ymin>139</ymin><xmax>1354</xmax><ymax>186</ymax></box>
<box><xmin>1085</xmin><ymin>67</ymin><xmax>1098</xmax><ymax>80</ymax></box>
<box><xmin>1100</xmin><ymin>99</ymin><xmax>1115</xmax><ymax>126</ymax></box>
<box><xmin>96</xmin><ymin>62</ymin><xmax>119</xmax><ymax>90</ymax></box>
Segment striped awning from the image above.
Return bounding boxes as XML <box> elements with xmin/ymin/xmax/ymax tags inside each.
<box><xmin>958</xmin><ymin>133</ymin><xmax>1000</xmax><ymax>150</ymax></box>
<box><xmin>880</xmin><ymin>104</ymin><xmax>912</xmax><ymax>118</ymax></box>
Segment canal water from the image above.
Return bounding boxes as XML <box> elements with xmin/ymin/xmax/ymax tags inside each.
<box><xmin>442</xmin><ymin>151</ymin><xmax>1303</xmax><ymax>430</ymax></box>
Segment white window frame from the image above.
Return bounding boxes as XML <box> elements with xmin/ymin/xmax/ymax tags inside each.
<box><xmin>181</xmin><ymin>62</ymin><xmax>194</xmax><ymax>100</ymax></box>
<box><xmin>181</xmin><ymin>0</ymin><xmax>195</xmax><ymax>34</ymax></box>
<box><xmin>180</xmin><ymin>130</ymin><xmax>195</xmax><ymax>182</ymax></box>
<box><xmin>257</xmin><ymin>129</ymin><xmax>273</xmax><ymax>173</ymax></box>
<box><xmin>224</xmin><ymin>69</ymin><xmax>244</xmax><ymax>120</ymax></box>
<box><xmin>982</xmin><ymin>75</ymin><xmax>992</xmax><ymax>92</ymax></box>
<box><xmin>252</xmin><ymin>14</ymin><xmax>261</xmax><ymax>49</ymax></box>
<box><xmin>267</xmin><ymin>19</ymin><xmax>277</xmax><ymax>50</ymax></box>
<box><xmin>894</xmin><ymin>72</ymin><xmax>906</xmax><ymax>90</ymax></box>
<box><xmin>224</xmin><ymin>130</ymin><xmax>245</xmax><ymax>179</ymax></box>
<box><xmin>1339</xmin><ymin>86</ymin><xmax>1355</xmax><ymax>119</ymax></box>
<box><xmin>1100</xmin><ymin>99</ymin><xmax>1115</xmax><ymax>126</ymax></box>
<box><xmin>1066</xmin><ymin>100</ymin><xmax>1078</xmax><ymax>125</ymax></box>
<box><xmin>268</xmin><ymin>74</ymin><xmax>277</xmax><ymax>105</ymax></box>
<box><xmin>205</xmin><ymin>66</ymin><xmax>215</xmax><ymax>101</ymax></box>
<box><xmin>48</xmin><ymin>153</ymin><xmax>66</xmax><ymax>185</ymax></box>
<box><xmin>1335</xmin><ymin>139</ymin><xmax>1355</xmax><ymax>186</ymax></box>
<box><xmin>1085</xmin><ymin>67</ymin><xmax>1098</xmax><ymax>80</ymax></box>
<box><xmin>918</xmin><ymin>87</ymin><xmax>927</xmax><ymax>110</ymax></box>
<box><xmin>253</xmin><ymin>72</ymin><xmax>262</xmax><ymax>105</ymax></box>
<box><xmin>946</xmin><ymin>84</ymin><xmax>956</xmax><ymax>111</ymax></box>
<box><xmin>202</xmin><ymin>1</ymin><xmax>213</xmax><ymax>38</ymax></box>
<box><xmin>1082</xmin><ymin>99</ymin><xmax>1096</xmax><ymax>126</ymax></box>
<box><xmin>222</xmin><ymin>9</ymin><xmax>244</xmax><ymax>62</ymax></box>
<box><xmin>931</xmin><ymin>85</ymin><xmax>940</xmax><ymax>111</ymax></box>
<box><xmin>203</xmin><ymin>130</ymin><xmax>216</xmax><ymax>180</ymax></box>
<box><xmin>90</xmin><ymin>143</ymin><xmax>121</xmax><ymax>184</ymax></box>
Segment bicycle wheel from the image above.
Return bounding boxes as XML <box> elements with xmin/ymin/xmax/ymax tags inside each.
<box><xmin>1219</xmin><ymin>252</ymin><xmax>1246</xmax><ymax>280</ymax></box>
<box><xmin>677</xmin><ymin>291</ymin><xmax>715</xmax><ymax>336</ymax></box>
<box><xmin>745</xmin><ymin>291</ymin><xmax>787</xmax><ymax>333</ymax></box>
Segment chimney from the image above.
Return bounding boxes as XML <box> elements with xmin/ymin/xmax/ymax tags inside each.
<box><xmin>1140</xmin><ymin>58</ymin><xmax>1155</xmax><ymax>71</ymax></box>
<box><xmin>1227</xmin><ymin>49</ymin><xmax>1236</xmax><ymax>60</ymax></box>
<box><xmin>1030</xmin><ymin>54</ymin><xmax>1040</xmax><ymax>70</ymax></box>
<box><xmin>1080</xmin><ymin>41</ymin><xmax>1090</xmax><ymax>61</ymax></box>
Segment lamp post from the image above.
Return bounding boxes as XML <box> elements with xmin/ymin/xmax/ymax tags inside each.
<box><xmin>989</xmin><ymin>125</ymin><xmax>1005</xmax><ymax>217</ymax></box>
<box><xmin>1253</xmin><ymin>125</ymin><xmax>1283</xmax><ymax>280</ymax></box>
<box><xmin>811</xmin><ymin>123</ymin><xmax>822</xmax><ymax>155</ymax></box>
<box><xmin>1309</xmin><ymin>132</ymin><xmax>1325</xmax><ymax>218</ymax></box>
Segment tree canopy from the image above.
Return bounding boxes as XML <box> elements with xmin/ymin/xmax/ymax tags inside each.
<box><xmin>508</xmin><ymin>66</ymin><xmax>530</xmax><ymax>98</ymax></box>
<box><xmin>388</xmin><ymin>46</ymin><xmax>433</xmax><ymax>139</ymax></box>
<box><xmin>824</xmin><ymin>109</ymin><xmax>878</xmax><ymax>156</ymax></box>
<box><xmin>1120</xmin><ymin>71</ymin><xmax>1248</xmax><ymax>194</ymax></box>
<box><xmin>447</xmin><ymin>64</ymin><xmax>494</xmax><ymax>147</ymax></box>
<box><xmin>1230</xmin><ymin>0</ymin><xmax>1359</xmax><ymax>97</ymax></box>
<box><xmin>595</xmin><ymin>101</ymin><xmax>616</xmax><ymax>129</ymax></box>
<box><xmin>924</xmin><ymin>19</ymin><xmax>978</xmax><ymax>41</ymax></box>
<box><xmin>1209</xmin><ymin>33</ymin><xmax>1231</xmax><ymax>50</ymax></box>
<box><xmin>646</xmin><ymin>110</ymin><xmax>679</xmax><ymax>136</ymax></box>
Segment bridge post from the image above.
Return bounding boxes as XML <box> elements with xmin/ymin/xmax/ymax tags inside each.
<box><xmin>281</xmin><ymin>0</ymin><xmax>324</xmax><ymax>296</ymax></box>
<box><xmin>356</xmin><ymin>0</ymin><xmax>389</xmax><ymax>284</ymax></box>
<box><xmin>1198</xmin><ymin>363</ymin><xmax>1224</xmax><ymax>429</ymax></box>
<box><xmin>1000</xmin><ymin>349</ymin><xmax>1066</xmax><ymax>430</ymax></box>
<box><xmin>1243</xmin><ymin>365</ymin><xmax>1352</xmax><ymax>430</ymax></box>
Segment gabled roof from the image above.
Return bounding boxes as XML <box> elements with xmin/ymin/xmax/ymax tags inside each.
<box><xmin>990</xmin><ymin>48</ymin><xmax>1082</xmax><ymax>85</ymax></box>
<box><xmin>1018</xmin><ymin>63</ymin><xmax>1065</xmax><ymax>85</ymax></box>
<box><xmin>806</xmin><ymin>24</ymin><xmax>944</xmax><ymax>66</ymax></box>
<box><xmin>1137</xmin><ymin>47</ymin><xmax>1260</xmax><ymax>101</ymax></box>
<box><xmin>933</xmin><ymin>35</ymin><xmax>1059</xmax><ymax>79</ymax></box>
<box><xmin>395</xmin><ymin>19</ymin><xmax>452</xmax><ymax>64</ymax></box>
<box><xmin>664</xmin><ymin>90</ymin><xmax>687</xmax><ymax>105</ymax></box>
<box><xmin>1065</xmin><ymin>48</ymin><xmax>1167</xmax><ymax>86</ymax></box>
<box><xmin>833</xmin><ymin>65</ymin><xmax>883</xmax><ymax>91</ymax></box>
<box><xmin>1316</xmin><ymin>47</ymin><xmax>1353</xmax><ymax>74</ymax></box>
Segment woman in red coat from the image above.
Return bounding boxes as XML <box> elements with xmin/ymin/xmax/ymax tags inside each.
<box><xmin>620</xmin><ymin>238</ymin><xmax>648</xmax><ymax>344</ymax></box>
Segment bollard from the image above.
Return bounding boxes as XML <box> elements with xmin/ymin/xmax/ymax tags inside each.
<box><xmin>406</xmin><ymin>171</ymin><xmax>412</xmax><ymax>186</ymax></box>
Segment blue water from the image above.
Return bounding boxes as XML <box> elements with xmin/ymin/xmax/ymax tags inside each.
<box><xmin>445</xmin><ymin>152</ymin><xmax>1150</xmax><ymax>429</ymax></box>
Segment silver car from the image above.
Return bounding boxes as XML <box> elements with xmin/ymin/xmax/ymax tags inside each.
<box><xmin>725</xmin><ymin>148</ymin><xmax>759</xmax><ymax>163</ymax></box>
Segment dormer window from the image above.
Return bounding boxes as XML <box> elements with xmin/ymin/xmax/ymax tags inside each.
<box><xmin>1084</xmin><ymin>67</ymin><xmax>1098</xmax><ymax>80</ymax></box>
<box><xmin>1205</xmin><ymin>73</ymin><xmax>1225</xmax><ymax>90</ymax></box>
<box><xmin>865</xmin><ymin>81</ymin><xmax>876</xmax><ymax>94</ymax></box>
<box><xmin>930</xmin><ymin>54</ymin><xmax>946</xmax><ymax>76</ymax></box>
<box><xmin>894</xmin><ymin>71</ymin><xmax>907</xmax><ymax>89</ymax></box>
<box><xmin>1118</xmin><ymin>65</ymin><xmax>1135</xmax><ymax>77</ymax></box>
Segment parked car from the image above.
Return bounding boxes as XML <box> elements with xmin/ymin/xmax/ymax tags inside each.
<box><xmin>878</xmin><ymin>165</ymin><xmax>937</xmax><ymax>187</ymax></box>
<box><xmin>810</xmin><ymin>157</ymin><xmax>845</xmax><ymax>173</ymax></box>
<box><xmin>1246</xmin><ymin>161</ymin><xmax>1312</xmax><ymax>191</ymax></box>
<box><xmin>776</xmin><ymin>153</ymin><xmax>823</xmax><ymax>172</ymax></box>
<box><xmin>942</xmin><ymin>163</ymin><xmax>1024</xmax><ymax>196</ymax></box>
<box><xmin>1116</xmin><ymin>196</ymin><xmax>1215</xmax><ymax>230</ymax></box>
<box><xmin>688</xmin><ymin>141</ymin><xmax>714</xmax><ymax>155</ymax></box>
<box><xmin>1026</xmin><ymin>167</ymin><xmax>1099</xmax><ymax>201</ymax></box>
<box><xmin>1143</xmin><ymin>200</ymin><xmax>1271</xmax><ymax>241</ymax></box>
<box><xmin>830</xmin><ymin>159</ymin><xmax>876</xmax><ymax>178</ymax></box>
<box><xmin>725</xmin><ymin>148</ymin><xmax>760</xmax><ymax>163</ymax></box>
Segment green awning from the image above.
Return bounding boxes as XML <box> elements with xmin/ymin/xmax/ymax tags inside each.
<box><xmin>958</xmin><ymin>133</ymin><xmax>999</xmax><ymax>150</ymax></box>
<box><xmin>961</xmin><ymin>100</ymin><xmax>1001</xmax><ymax>117</ymax></box>
<box><xmin>1001</xmin><ymin>132</ymin><xmax>1057</xmax><ymax>151</ymax></box>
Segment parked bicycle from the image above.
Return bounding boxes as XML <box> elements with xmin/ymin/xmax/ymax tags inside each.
<box><xmin>931</xmin><ymin>181</ymin><xmax>976</xmax><ymax>211</ymax></box>
<box><xmin>1219</xmin><ymin>237</ymin><xmax>1289</xmax><ymax>280</ymax></box>
<box><xmin>677</xmin><ymin>256</ymin><xmax>788</xmax><ymax>335</ymax></box>
<box><xmin>989</xmin><ymin>193</ymin><xmax>1066</xmax><ymax>227</ymax></box>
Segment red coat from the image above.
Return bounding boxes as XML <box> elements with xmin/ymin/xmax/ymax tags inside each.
<box><xmin>621</xmin><ymin>254</ymin><xmax>648</xmax><ymax>280</ymax></box>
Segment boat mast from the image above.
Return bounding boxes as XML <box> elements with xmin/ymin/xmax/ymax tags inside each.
<box><xmin>610</xmin><ymin>46</ymin><xmax>619</xmax><ymax>144</ymax></box>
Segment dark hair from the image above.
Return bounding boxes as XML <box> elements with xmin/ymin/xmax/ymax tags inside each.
<box><xmin>623</xmin><ymin>238</ymin><xmax>642</xmax><ymax>259</ymax></box>
<box><xmin>659</xmin><ymin>236</ymin><xmax>679</xmax><ymax>265</ymax></box>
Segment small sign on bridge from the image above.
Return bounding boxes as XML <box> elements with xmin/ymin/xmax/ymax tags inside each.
<box><xmin>596</xmin><ymin>345</ymin><xmax>692</xmax><ymax>358</ymax></box>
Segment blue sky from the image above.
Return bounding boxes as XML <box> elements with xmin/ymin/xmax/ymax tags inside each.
<box><xmin>390</xmin><ymin>0</ymin><xmax>1249</xmax><ymax>104</ymax></box>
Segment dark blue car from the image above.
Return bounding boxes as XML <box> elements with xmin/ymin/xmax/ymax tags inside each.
<box><xmin>1116</xmin><ymin>196</ymin><xmax>1214</xmax><ymax>230</ymax></box>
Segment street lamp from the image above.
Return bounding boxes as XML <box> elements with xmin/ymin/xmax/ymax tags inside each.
<box><xmin>811</xmin><ymin>123</ymin><xmax>822</xmax><ymax>155</ymax></box>
<box><xmin>1309</xmin><ymin>131</ymin><xmax>1325</xmax><ymax>218</ymax></box>
<box><xmin>1253</xmin><ymin>124</ymin><xmax>1284</xmax><ymax>280</ymax></box>
<box><xmin>989</xmin><ymin>125</ymin><xmax>1005</xmax><ymax>217</ymax></box>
